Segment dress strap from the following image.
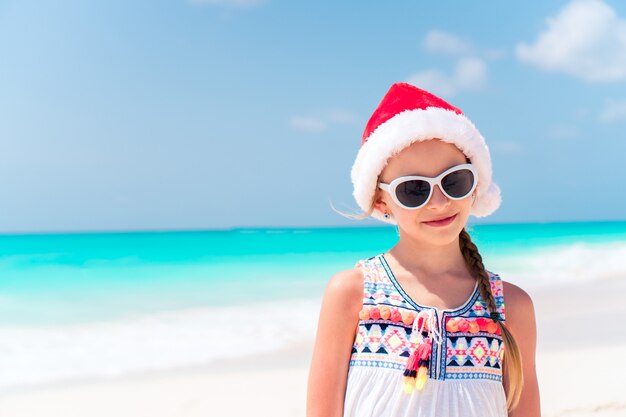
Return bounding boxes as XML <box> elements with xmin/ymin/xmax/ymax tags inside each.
<box><xmin>487</xmin><ymin>271</ymin><xmax>506</xmax><ymax>322</ymax></box>
<box><xmin>355</xmin><ymin>255</ymin><xmax>393</xmax><ymax>284</ymax></box>
<box><xmin>354</xmin><ymin>255</ymin><xmax>398</xmax><ymax>308</ymax></box>
<box><xmin>354</xmin><ymin>258</ymin><xmax>374</xmax><ymax>308</ymax></box>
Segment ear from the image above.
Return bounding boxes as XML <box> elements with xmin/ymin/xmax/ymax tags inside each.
<box><xmin>373</xmin><ymin>192</ymin><xmax>390</xmax><ymax>215</ymax></box>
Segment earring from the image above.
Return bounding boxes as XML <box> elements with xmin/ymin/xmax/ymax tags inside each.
<box><xmin>384</xmin><ymin>212</ymin><xmax>390</xmax><ymax>219</ymax></box>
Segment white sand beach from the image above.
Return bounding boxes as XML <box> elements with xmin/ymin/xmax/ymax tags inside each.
<box><xmin>1</xmin><ymin>276</ymin><xmax>625</xmax><ymax>417</ymax></box>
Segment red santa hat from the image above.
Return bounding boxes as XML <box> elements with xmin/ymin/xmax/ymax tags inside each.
<box><xmin>350</xmin><ymin>82</ymin><xmax>502</xmax><ymax>225</ymax></box>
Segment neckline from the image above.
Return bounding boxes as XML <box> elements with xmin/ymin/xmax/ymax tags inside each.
<box><xmin>378</xmin><ymin>253</ymin><xmax>479</xmax><ymax>315</ymax></box>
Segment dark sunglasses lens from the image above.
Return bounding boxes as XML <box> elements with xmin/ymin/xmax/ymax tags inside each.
<box><xmin>442</xmin><ymin>169</ymin><xmax>474</xmax><ymax>198</ymax></box>
<box><xmin>396</xmin><ymin>180</ymin><xmax>430</xmax><ymax>207</ymax></box>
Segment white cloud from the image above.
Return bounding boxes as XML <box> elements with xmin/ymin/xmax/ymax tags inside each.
<box><xmin>189</xmin><ymin>0</ymin><xmax>264</xmax><ymax>8</ymax></box>
<box><xmin>547</xmin><ymin>125</ymin><xmax>580</xmax><ymax>139</ymax></box>
<box><xmin>423</xmin><ymin>30</ymin><xmax>473</xmax><ymax>56</ymax></box>
<box><xmin>455</xmin><ymin>58</ymin><xmax>487</xmax><ymax>88</ymax></box>
<box><xmin>323</xmin><ymin>108</ymin><xmax>361</xmax><ymax>126</ymax></box>
<box><xmin>289</xmin><ymin>109</ymin><xmax>361</xmax><ymax>133</ymax></box>
<box><xmin>598</xmin><ymin>99</ymin><xmax>626</xmax><ymax>122</ymax></box>
<box><xmin>516</xmin><ymin>0</ymin><xmax>626</xmax><ymax>82</ymax></box>
<box><xmin>289</xmin><ymin>116</ymin><xmax>327</xmax><ymax>133</ymax></box>
<box><xmin>406</xmin><ymin>57</ymin><xmax>487</xmax><ymax>98</ymax></box>
<box><xmin>489</xmin><ymin>141</ymin><xmax>524</xmax><ymax>155</ymax></box>
<box><xmin>423</xmin><ymin>30</ymin><xmax>505</xmax><ymax>59</ymax></box>
<box><xmin>407</xmin><ymin>69</ymin><xmax>455</xmax><ymax>97</ymax></box>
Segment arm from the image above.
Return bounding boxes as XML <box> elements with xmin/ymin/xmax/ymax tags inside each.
<box><xmin>306</xmin><ymin>267</ymin><xmax>364</xmax><ymax>417</ymax></box>
<box><xmin>503</xmin><ymin>281</ymin><xmax>541</xmax><ymax>417</ymax></box>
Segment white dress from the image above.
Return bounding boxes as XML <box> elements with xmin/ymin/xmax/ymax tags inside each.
<box><xmin>343</xmin><ymin>253</ymin><xmax>508</xmax><ymax>417</ymax></box>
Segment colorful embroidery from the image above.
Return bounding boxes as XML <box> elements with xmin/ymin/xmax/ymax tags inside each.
<box><xmin>445</xmin><ymin>334</ymin><xmax>504</xmax><ymax>380</ymax></box>
<box><xmin>446</xmin><ymin>317</ymin><xmax>501</xmax><ymax>335</ymax></box>
<box><xmin>349</xmin><ymin>254</ymin><xmax>506</xmax><ymax>385</ymax></box>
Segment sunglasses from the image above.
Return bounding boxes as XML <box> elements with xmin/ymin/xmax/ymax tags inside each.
<box><xmin>377</xmin><ymin>163</ymin><xmax>477</xmax><ymax>209</ymax></box>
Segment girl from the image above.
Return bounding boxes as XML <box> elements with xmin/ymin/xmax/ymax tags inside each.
<box><xmin>307</xmin><ymin>83</ymin><xmax>540</xmax><ymax>417</ymax></box>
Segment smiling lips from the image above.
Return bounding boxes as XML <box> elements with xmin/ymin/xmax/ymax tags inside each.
<box><xmin>422</xmin><ymin>213</ymin><xmax>457</xmax><ymax>226</ymax></box>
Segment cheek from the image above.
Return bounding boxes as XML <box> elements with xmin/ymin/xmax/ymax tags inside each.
<box><xmin>453</xmin><ymin>197</ymin><xmax>472</xmax><ymax>211</ymax></box>
<box><xmin>458</xmin><ymin>198</ymin><xmax>473</xmax><ymax>210</ymax></box>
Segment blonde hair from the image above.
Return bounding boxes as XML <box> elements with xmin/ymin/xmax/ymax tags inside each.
<box><xmin>330</xmin><ymin>174</ymin><xmax>385</xmax><ymax>222</ymax></box>
<box><xmin>333</xmin><ymin>168</ymin><xmax>524</xmax><ymax>411</ymax></box>
<box><xmin>458</xmin><ymin>229</ymin><xmax>524</xmax><ymax>411</ymax></box>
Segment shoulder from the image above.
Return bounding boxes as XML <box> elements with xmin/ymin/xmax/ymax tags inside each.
<box><xmin>312</xmin><ymin>266</ymin><xmax>365</xmax><ymax>348</ymax></box>
<box><xmin>324</xmin><ymin>266</ymin><xmax>364</xmax><ymax>303</ymax></box>
<box><xmin>486</xmin><ymin>271</ymin><xmax>533</xmax><ymax>308</ymax></box>
<box><xmin>308</xmin><ymin>266</ymin><xmax>367</xmax><ymax>398</ymax></box>
<box><xmin>500</xmin><ymin>280</ymin><xmax>539</xmax><ymax>390</ymax></box>
<box><xmin>501</xmin><ymin>280</ymin><xmax>537</xmax><ymax>337</ymax></box>
<box><xmin>321</xmin><ymin>266</ymin><xmax>365</xmax><ymax>316</ymax></box>
<box><xmin>502</xmin><ymin>280</ymin><xmax>535</xmax><ymax>312</ymax></box>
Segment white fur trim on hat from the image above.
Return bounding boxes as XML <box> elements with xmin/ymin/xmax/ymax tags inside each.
<box><xmin>350</xmin><ymin>107</ymin><xmax>502</xmax><ymax>225</ymax></box>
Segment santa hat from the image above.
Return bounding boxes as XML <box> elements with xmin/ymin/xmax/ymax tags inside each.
<box><xmin>350</xmin><ymin>82</ymin><xmax>502</xmax><ymax>225</ymax></box>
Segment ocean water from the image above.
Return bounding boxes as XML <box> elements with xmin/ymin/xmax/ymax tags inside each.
<box><xmin>0</xmin><ymin>220</ymin><xmax>625</xmax><ymax>391</ymax></box>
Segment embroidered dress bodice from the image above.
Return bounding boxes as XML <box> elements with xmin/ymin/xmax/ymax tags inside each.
<box><xmin>343</xmin><ymin>253</ymin><xmax>508</xmax><ymax>417</ymax></box>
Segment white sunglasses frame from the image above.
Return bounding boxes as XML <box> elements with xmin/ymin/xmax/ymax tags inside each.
<box><xmin>377</xmin><ymin>163</ymin><xmax>478</xmax><ymax>210</ymax></box>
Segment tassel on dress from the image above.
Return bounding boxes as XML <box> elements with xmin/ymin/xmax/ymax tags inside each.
<box><xmin>403</xmin><ymin>310</ymin><xmax>436</xmax><ymax>393</ymax></box>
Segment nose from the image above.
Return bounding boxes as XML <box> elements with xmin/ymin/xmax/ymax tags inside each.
<box><xmin>428</xmin><ymin>184</ymin><xmax>451</xmax><ymax>208</ymax></box>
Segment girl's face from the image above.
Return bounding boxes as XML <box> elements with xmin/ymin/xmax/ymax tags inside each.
<box><xmin>375</xmin><ymin>138</ymin><xmax>474</xmax><ymax>244</ymax></box>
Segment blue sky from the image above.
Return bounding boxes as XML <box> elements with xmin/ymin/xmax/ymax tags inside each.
<box><xmin>1</xmin><ymin>0</ymin><xmax>625</xmax><ymax>233</ymax></box>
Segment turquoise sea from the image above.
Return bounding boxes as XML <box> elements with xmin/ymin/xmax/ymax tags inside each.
<box><xmin>1</xmin><ymin>220</ymin><xmax>625</xmax><ymax>391</ymax></box>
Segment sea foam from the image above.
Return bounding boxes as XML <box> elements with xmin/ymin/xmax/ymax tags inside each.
<box><xmin>0</xmin><ymin>297</ymin><xmax>321</xmax><ymax>391</ymax></box>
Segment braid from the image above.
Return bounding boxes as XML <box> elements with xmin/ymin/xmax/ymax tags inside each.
<box><xmin>459</xmin><ymin>228</ymin><xmax>524</xmax><ymax>412</ymax></box>
<box><xmin>459</xmin><ymin>231</ymin><xmax>499</xmax><ymax>315</ymax></box>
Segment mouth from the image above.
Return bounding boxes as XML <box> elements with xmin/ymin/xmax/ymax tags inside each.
<box><xmin>422</xmin><ymin>213</ymin><xmax>457</xmax><ymax>226</ymax></box>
